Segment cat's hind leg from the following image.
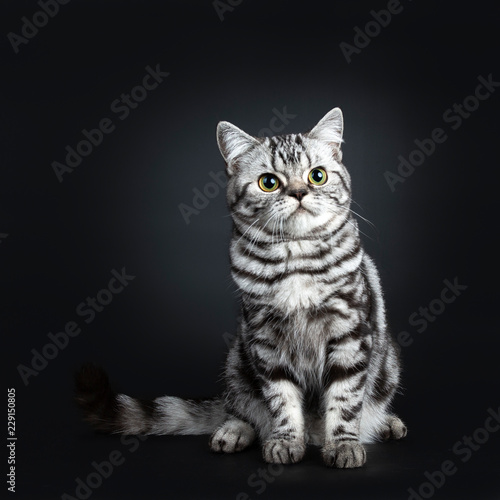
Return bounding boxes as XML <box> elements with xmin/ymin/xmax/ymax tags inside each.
<box><xmin>379</xmin><ymin>414</ymin><xmax>407</xmax><ymax>441</ymax></box>
<box><xmin>209</xmin><ymin>417</ymin><xmax>256</xmax><ymax>453</ymax></box>
<box><xmin>359</xmin><ymin>401</ymin><xmax>408</xmax><ymax>443</ymax></box>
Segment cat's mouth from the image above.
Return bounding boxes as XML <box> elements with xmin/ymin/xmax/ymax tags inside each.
<box><xmin>292</xmin><ymin>203</ymin><xmax>313</xmax><ymax>216</ymax></box>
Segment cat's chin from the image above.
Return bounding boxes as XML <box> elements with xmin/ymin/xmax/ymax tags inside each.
<box><xmin>284</xmin><ymin>210</ymin><xmax>333</xmax><ymax>240</ymax></box>
<box><xmin>291</xmin><ymin>207</ymin><xmax>309</xmax><ymax>218</ymax></box>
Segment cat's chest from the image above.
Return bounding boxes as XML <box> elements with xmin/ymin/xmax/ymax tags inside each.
<box><xmin>270</xmin><ymin>312</ymin><xmax>330</xmax><ymax>386</ymax></box>
<box><xmin>269</xmin><ymin>240</ymin><xmax>332</xmax><ymax>310</ymax></box>
<box><xmin>271</xmin><ymin>276</ymin><xmax>330</xmax><ymax>315</ymax></box>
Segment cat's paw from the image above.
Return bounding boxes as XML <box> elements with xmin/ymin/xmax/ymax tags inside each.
<box><xmin>262</xmin><ymin>438</ymin><xmax>306</xmax><ymax>464</ymax></box>
<box><xmin>380</xmin><ymin>415</ymin><xmax>407</xmax><ymax>441</ymax></box>
<box><xmin>322</xmin><ymin>440</ymin><xmax>366</xmax><ymax>468</ymax></box>
<box><xmin>209</xmin><ymin>419</ymin><xmax>255</xmax><ymax>453</ymax></box>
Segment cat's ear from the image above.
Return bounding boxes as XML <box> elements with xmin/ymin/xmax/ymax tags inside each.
<box><xmin>217</xmin><ymin>121</ymin><xmax>260</xmax><ymax>175</ymax></box>
<box><xmin>308</xmin><ymin>107</ymin><xmax>344</xmax><ymax>151</ymax></box>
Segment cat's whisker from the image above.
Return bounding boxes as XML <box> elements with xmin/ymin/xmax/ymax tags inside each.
<box><xmin>243</xmin><ymin>212</ymin><xmax>278</xmax><ymax>256</ymax></box>
<box><xmin>331</xmin><ymin>199</ymin><xmax>378</xmax><ymax>235</ymax></box>
<box><xmin>234</xmin><ymin>218</ymin><xmax>261</xmax><ymax>247</ymax></box>
<box><xmin>345</xmin><ymin>204</ymin><xmax>378</xmax><ymax>232</ymax></box>
<box><xmin>270</xmin><ymin>212</ymin><xmax>284</xmax><ymax>246</ymax></box>
<box><xmin>325</xmin><ymin>205</ymin><xmax>374</xmax><ymax>241</ymax></box>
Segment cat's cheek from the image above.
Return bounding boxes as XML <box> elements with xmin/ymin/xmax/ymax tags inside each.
<box><xmin>337</xmin><ymin>190</ymin><xmax>349</xmax><ymax>205</ymax></box>
<box><xmin>327</xmin><ymin>186</ymin><xmax>349</xmax><ymax>206</ymax></box>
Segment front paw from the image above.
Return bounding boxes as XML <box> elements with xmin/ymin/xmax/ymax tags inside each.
<box><xmin>322</xmin><ymin>440</ymin><xmax>366</xmax><ymax>468</ymax></box>
<box><xmin>262</xmin><ymin>438</ymin><xmax>306</xmax><ymax>464</ymax></box>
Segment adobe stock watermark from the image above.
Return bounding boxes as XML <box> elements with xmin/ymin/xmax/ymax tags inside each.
<box><xmin>407</xmin><ymin>406</ymin><xmax>500</xmax><ymax>500</ymax></box>
<box><xmin>257</xmin><ymin>107</ymin><xmax>297</xmax><ymax>138</ymax></box>
<box><xmin>52</xmin><ymin>64</ymin><xmax>170</xmax><ymax>183</ymax></box>
<box><xmin>61</xmin><ymin>434</ymin><xmax>148</xmax><ymax>500</ymax></box>
<box><xmin>213</xmin><ymin>0</ymin><xmax>244</xmax><ymax>22</ymax></box>
<box><xmin>396</xmin><ymin>277</ymin><xmax>467</xmax><ymax>348</ymax></box>
<box><xmin>17</xmin><ymin>267</ymin><xmax>135</xmax><ymax>386</ymax></box>
<box><xmin>178</xmin><ymin>170</ymin><xmax>227</xmax><ymax>225</ymax></box>
<box><xmin>339</xmin><ymin>0</ymin><xmax>412</xmax><ymax>64</ymax></box>
<box><xmin>385</xmin><ymin>73</ymin><xmax>499</xmax><ymax>193</ymax></box>
<box><xmin>7</xmin><ymin>0</ymin><xmax>71</xmax><ymax>54</ymax></box>
<box><xmin>178</xmin><ymin>107</ymin><xmax>297</xmax><ymax>225</ymax></box>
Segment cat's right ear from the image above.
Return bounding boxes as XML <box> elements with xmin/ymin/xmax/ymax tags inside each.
<box><xmin>217</xmin><ymin>121</ymin><xmax>260</xmax><ymax>175</ymax></box>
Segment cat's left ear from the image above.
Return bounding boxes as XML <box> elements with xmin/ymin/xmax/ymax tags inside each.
<box><xmin>217</xmin><ymin>121</ymin><xmax>260</xmax><ymax>175</ymax></box>
<box><xmin>308</xmin><ymin>107</ymin><xmax>344</xmax><ymax>152</ymax></box>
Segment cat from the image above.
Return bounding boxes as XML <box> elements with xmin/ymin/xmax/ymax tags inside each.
<box><xmin>75</xmin><ymin>107</ymin><xmax>407</xmax><ymax>468</ymax></box>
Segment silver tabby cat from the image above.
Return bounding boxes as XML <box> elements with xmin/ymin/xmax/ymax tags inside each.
<box><xmin>75</xmin><ymin>108</ymin><xmax>407</xmax><ymax>468</ymax></box>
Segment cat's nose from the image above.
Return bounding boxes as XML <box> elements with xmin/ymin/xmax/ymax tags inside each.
<box><xmin>288</xmin><ymin>189</ymin><xmax>308</xmax><ymax>202</ymax></box>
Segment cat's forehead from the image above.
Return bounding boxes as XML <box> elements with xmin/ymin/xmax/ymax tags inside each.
<box><xmin>266</xmin><ymin>133</ymin><xmax>306</xmax><ymax>161</ymax></box>
<box><xmin>263</xmin><ymin>133</ymin><xmax>313</xmax><ymax>174</ymax></box>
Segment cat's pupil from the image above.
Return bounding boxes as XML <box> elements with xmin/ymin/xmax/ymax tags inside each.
<box><xmin>311</xmin><ymin>169</ymin><xmax>324</xmax><ymax>183</ymax></box>
<box><xmin>263</xmin><ymin>175</ymin><xmax>277</xmax><ymax>190</ymax></box>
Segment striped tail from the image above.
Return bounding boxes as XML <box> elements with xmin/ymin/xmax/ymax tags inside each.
<box><xmin>74</xmin><ymin>364</ymin><xmax>227</xmax><ymax>435</ymax></box>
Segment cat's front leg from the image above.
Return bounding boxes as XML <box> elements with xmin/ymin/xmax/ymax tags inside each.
<box><xmin>321</xmin><ymin>334</ymin><xmax>369</xmax><ymax>468</ymax></box>
<box><xmin>261</xmin><ymin>376</ymin><xmax>306</xmax><ymax>464</ymax></box>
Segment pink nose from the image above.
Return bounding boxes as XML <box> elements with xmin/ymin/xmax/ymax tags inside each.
<box><xmin>289</xmin><ymin>189</ymin><xmax>308</xmax><ymax>201</ymax></box>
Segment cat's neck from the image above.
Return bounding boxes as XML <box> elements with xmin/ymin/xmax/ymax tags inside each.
<box><xmin>229</xmin><ymin>213</ymin><xmax>363</xmax><ymax>312</ymax></box>
<box><xmin>230</xmin><ymin>214</ymin><xmax>360</xmax><ymax>258</ymax></box>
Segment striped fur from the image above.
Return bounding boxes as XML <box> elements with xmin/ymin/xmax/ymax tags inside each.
<box><xmin>75</xmin><ymin>108</ymin><xmax>406</xmax><ymax>468</ymax></box>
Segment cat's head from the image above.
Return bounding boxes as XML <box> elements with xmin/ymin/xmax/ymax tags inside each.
<box><xmin>216</xmin><ymin>108</ymin><xmax>351</xmax><ymax>240</ymax></box>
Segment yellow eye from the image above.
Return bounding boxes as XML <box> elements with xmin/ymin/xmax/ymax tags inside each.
<box><xmin>308</xmin><ymin>168</ymin><xmax>327</xmax><ymax>186</ymax></box>
<box><xmin>258</xmin><ymin>174</ymin><xmax>280</xmax><ymax>192</ymax></box>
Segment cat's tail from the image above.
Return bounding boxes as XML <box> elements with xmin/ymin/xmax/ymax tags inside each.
<box><xmin>74</xmin><ymin>364</ymin><xmax>227</xmax><ymax>435</ymax></box>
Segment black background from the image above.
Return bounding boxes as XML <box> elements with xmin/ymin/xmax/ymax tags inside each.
<box><xmin>2</xmin><ymin>1</ymin><xmax>500</xmax><ymax>499</ymax></box>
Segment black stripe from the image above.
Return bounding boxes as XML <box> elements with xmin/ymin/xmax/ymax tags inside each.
<box><xmin>317</xmin><ymin>306</ymin><xmax>353</xmax><ymax>322</ymax></box>
<box><xmin>332</xmin><ymin>425</ymin><xmax>357</xmax><ymax>438</ymax></box>
<box><xmin>360</xmin><ymin>338</ymin><xmax>371</xmax><ymax>354</ymax></box>
<box><xmin>279</xmin><ymin>417</ymin><xmax>289</xmax><ymax>427</ymax></box>
<box><xmin>334</xmin><ymin>241</ymin><xmax>362</xmax><ymax>268</ymax></box>
<box><xmin>262</xmin><ymin>365</ymin><xmax>301</xmax><ymax>389</ymax></box>
<box><xmin>332</xmin><ymin>170</ymin><xmax>350</xmax><ymax>194</ymax></box>
<box><xmin>237</xmin><ymin>341</ymin><xmax>262</xmax><ymax>396</ymax></box>
<box><xmin>266</xmin><ymin>366</ymin><xmax>289</xmax><ymax>382</ymax></box>
<box><xmin>333</xmin><ymin>435</ymin><xmax>358</xmax><ymax>441</ymax></box>
<box><xmin>304</xmin><ymin>213</ymin><xmax>338</xmax><ymax>236</ymax></box>
<box><xmin>372</xmin><ymin>362</ymin><xmax>395</xmax><ymax>403</ymax></box>
<box><xmin>247</xmin><ymin>308</ymin><xmax>285</xmax><ymax>334</ymax></box>
<box><xmin>269</xmin><ymin>400</ymin><xmax>286</xmax><ymax>420</ymax></box>
<box><xmin>241</xmin><ymin>289</ymin><xmax>268</xmax><ymax>303</ymax></box>
<box><xmin>333</xmin><ymin>395</ymin><xmax>348</xmax><ymax>402</ymax></box>
<box><xmin>326</xmin><ymin>333</ymin><xmax>358</xmax><ymax>352</ymax></box>
<box><xmin>295</xmin><ymin>134</ymin><xmax>304</xmax><ymax>147</ymax></box>
<box><xmin>278</xmin><ymin>147</ymin><xmax>288</xmax><ymax>166</ymax></box>
<box><xmin>232</xmin><ymin>226</ymin><xmax>273</xmax><ymax>248</ymax></box>
<box><xmin>236</xmin><ymin>246</ymin><xmax>284</xmax><ymax>265</ymax></box>
<box><xmin>341</xmin><ymin>401</ymin><xmax>363</xmax><ymax>422</ymax></box>
<box><xmin>236</xmin><ymin>239</ymin><xmax>336</xmax><ymax>267</ymax></box>
<box><xmin>137</xmin><ymin>398</ymin><xmax>158</xmax><ymax>423</ymax></box>
<box><xmin>350</xmin><ymin>370</ymin><xmax>368</xmax><ymax>393</ymax></box>
<box><xmin>324</xmin><ymin>360</ymin><xmax>367</xmax><ymax>388</ymax></box>
<box><xmin>252</xmin><ymin>337</ymin><xmax>278</xmax><ymax>351</ymax></box>
<box><xmin>231</xmin><ymin>258</ymin><xmax>340</xmax><ymax>286</ymax></box>
<box><xmin>230</xmin><ymin>181</ymin><xmax>252</xmax><ymax>209</ymax></box>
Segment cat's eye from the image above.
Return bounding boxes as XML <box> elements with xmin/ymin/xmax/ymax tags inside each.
<box><xmin>258</xmin><ymin>174</ymin><xmax>280</xmax><ymax>192</ymax></box>
<box><xmin>308</xmin><ymin>168</ymin><xmax>327</xmax><ymax>186</ymax></box>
